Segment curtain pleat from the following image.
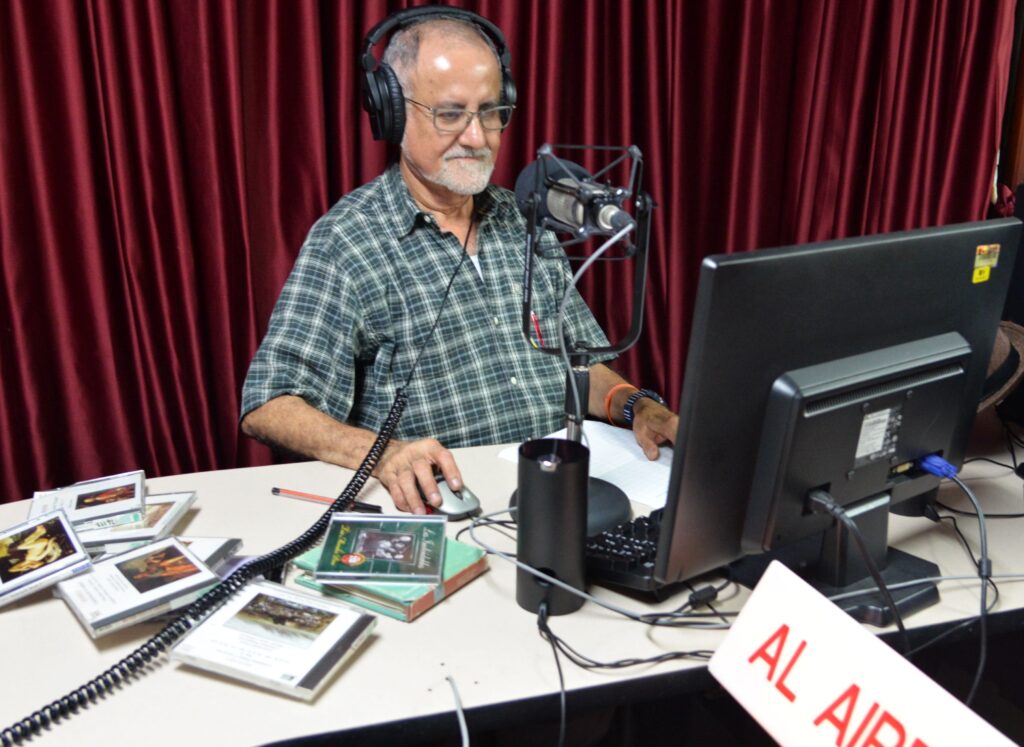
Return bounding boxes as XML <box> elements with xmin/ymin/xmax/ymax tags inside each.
<box><xmin>0</xmin><ymin>0</ymin><xmax>1015</xmax><ymax>503</ymax></box>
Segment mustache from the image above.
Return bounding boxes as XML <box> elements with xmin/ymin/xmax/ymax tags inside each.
<box><xmin>444</xmin><ymin>147</ymin><xmax>491</xmax><ymax>160</ymax></box>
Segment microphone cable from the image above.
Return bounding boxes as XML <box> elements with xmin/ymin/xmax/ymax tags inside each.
<box><xmin>556</xmin><ymin>224</ymin><xmax>634</xmax><ymax>431</ymax></box>
<box><xmin>1</xmin><ymin>219</ymin><xmax>477</xmax><ymax>746</ymax></box>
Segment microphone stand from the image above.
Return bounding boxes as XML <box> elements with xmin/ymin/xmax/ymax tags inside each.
<box><xmin>516</xmin><ymin>144</ymin><xmax>655</xmax><ymax>536</ymax></box>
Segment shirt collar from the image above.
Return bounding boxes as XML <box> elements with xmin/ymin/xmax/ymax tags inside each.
<box><xmin>378</xmin><ymin>163</ymin><xmax>516</xmax><ymax>240</ymax></box>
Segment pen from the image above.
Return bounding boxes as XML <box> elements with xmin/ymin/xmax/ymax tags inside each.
<box><xmin>271</xmin><ymin>487</ymin><xmax>382</xmax><ymax>513</ymax></box>
<box><xmin>530</xmin><ymin>311</ymin><xmax>546</xmax><ymax>347</ymax></box>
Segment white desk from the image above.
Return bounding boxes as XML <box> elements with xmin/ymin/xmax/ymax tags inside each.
<box><xmin>2</xmin><ymin>439</ymin><xmax>1023</xmax><ymax>746</ymax></box>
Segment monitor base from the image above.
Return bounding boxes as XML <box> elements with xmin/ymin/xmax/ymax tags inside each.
<box><xmin>731</xmin><ymin>547</ymin><xmax>940</xmax><ymax>628</ymax></box>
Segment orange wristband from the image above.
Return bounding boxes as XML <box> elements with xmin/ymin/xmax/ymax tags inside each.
<box><xmin>604</xmin><ymin>383</ymin><xmax>638</xmax><ymax>424</ymax></box>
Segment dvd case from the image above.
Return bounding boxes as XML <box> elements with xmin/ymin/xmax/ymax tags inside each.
<box><xmin>56</xmin><ymin>537</ymin><xmax>218</xmax><ymax>638</ymax></box>
<box><xmin>171</xmin><ymin>581</ymin><xmax>376</xmax><ymax>701</ymax></box>
<box><xmin>0</xmin><ymin>510</ymin><xmax>91</xmax><ymax>609</ymax></box>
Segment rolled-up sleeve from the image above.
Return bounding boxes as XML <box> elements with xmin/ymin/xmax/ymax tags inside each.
<box><xmin>240</xmin><ymin>237</ymin><xmax>361</xmax><ymax>423</ymax></box>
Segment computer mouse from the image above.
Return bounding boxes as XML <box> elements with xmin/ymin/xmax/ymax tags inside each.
<box><xmin>420</xmin><ymin>474</ymin><xmax>482</xmax><ymax>521</ymax></box>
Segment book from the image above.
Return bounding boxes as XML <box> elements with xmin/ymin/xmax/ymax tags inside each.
<box><xmin>0</xmin><ymin>510</ymin><xmax>91</xmax><ymax>608</ymax></box>
<box><xmin>55</xmin><ymin>537</ymin><xmax>219</xmax><ymax>638</ymax></box>
<box><xmin>171</xmin><ymin>580</ymin><xmax>376</xmax><ymax>701</ymax></box>
<box><xmin>28</xmin><ymin>470</ymin><xmax>146</xmax><ymax>525</ymax></box>
<box><xmin>76</xmin><ymin>491</ymin><xmax>196</xmax><ymax>554</ymax></box>
<box><xmin>294</xmin><ymin>537</ymin><xmax>488</xmax><ymax>622</ymax></box>
<box><xmin>314</xmin><ymin>514</ymin><xmax>447</xmax><ymax>585</ymax></box>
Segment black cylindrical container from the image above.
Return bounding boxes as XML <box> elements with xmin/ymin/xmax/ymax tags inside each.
<box><xmin>515</xmin><ymin>438</ymin><xmax>588</xmax><ymax>615</ymax></box>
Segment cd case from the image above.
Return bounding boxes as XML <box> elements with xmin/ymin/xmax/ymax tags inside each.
<box><xmin>294</xmin><ymin>536</ymin><xmax>487</xmax><ymax>622</ymax></box>
<box><xmin>171</xmin><ymin>580</ymin><xmax>376</xmax><ymax>701</ymax></box>
<box><xmin>0</xmin><ymin>510</ymin><xmax>91</xmax><ymax>609</ymax></box>
<box><xmin>56</xmin><ymin>536</ymin><xmax>218</xmax><ymax>638</ymax></box>
<box><xmin>76</xmin><ymin>491</ymin><xmax>197</xmax><ymax>553</ymax></box>
<box><xmin>28</xmin><ymin>470</ymin><xmax>146</xmax><ymax>525</ymax></box>
<box><xmin>314</xmin><ymin>514</ymin><xmax>447</xmax><ymax>585</ymax></box>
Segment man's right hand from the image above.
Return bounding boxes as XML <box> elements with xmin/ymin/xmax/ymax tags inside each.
<box><xmin>374</xmin><ymin>438</ymin><xmax>463</xmax><ymax>515</ymax></box>
<box><xmin>241</xmin><ymin>396</ymin><xmax>464</xmax><ymax>515</ymax></box>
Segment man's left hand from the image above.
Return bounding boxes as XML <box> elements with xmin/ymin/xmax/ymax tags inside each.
<box><xmin>631</xmin><ymin>398</ymin><xmax>679</xmax><ymax>460</ymax></box>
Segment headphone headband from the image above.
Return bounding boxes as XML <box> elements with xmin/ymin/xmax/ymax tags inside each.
<box><xmin>360</xmin><ymin>5</ymin><xmax>516</xmax><ymax>143</ymax></box>
<box><xmin>362</xmin><ymin>6</ymin><xmax>512</xmax><ymax>71</ymax></box>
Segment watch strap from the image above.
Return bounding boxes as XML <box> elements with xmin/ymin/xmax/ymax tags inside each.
<box><xmin>622</xmin><ymin>388</ymin><xmax>666</xmax><ymax>423</ymax></box>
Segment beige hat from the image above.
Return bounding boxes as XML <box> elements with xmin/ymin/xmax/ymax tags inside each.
<box><xmin>978</xmin><ymin>321</ymin><xmax>1024</xmax><ymax>412</ymax></box>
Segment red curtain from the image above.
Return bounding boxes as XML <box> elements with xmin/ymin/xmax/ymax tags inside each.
<box><xmin>0</xmin><ymin>0</ymin><xmax>1015</xmax><ymax>503</ymax></box>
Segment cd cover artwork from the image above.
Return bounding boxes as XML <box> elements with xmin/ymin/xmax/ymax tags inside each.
<box><xmin>315</xmin><ymin>514</ymin><xmax>446</xmax><ymax>585</ymax></box>
<box><xmin>116</xmin><ymin>544</ymin><xmax>201</xmax><ymax>594</ymax></box>
<box><xmin>0</xmin><ymin>516</ymin><xmax>77</xmax><ymax>583</ymax></box>
<box><xmin>0</xmin><ymin>511</ymin><xmax>90</xmax><ymax>608</ymax></box>
<box><xmin>225</xmin><ymin>592</ymin><xmax>338</xmax><ymax>650</ymax></box>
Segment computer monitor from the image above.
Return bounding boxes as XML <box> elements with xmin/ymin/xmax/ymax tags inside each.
<box><xmin>655</xmin><ymin>218</ymin><xmax>1021</xmax><ymax>623</ymax></box>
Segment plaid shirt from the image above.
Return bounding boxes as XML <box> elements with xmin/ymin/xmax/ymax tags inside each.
<box><xmin>241</xmin><ymin>165</ymin><xmax>614</xmax><ymax>447</ymax></box>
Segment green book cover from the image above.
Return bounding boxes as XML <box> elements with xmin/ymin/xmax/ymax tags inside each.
<box><xmin>294</xmin><ymin>537</ymin><xmax>488</xmax><ymax>622</ymax></box>
<box><xmin>314</xmin><ymin>514</ymin><xmax>447</xmax><ymax>585</ymax></box>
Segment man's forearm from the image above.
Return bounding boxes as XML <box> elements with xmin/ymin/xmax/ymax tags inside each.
<box><xmin>588</xmin><ymin>363</ymin><xmax>637</xmax><ymax>424</ymax></box>
<box><xmin>240</xmin><ymin>394</ymin><xmax>381</xmax><ymax>470</ymax></box>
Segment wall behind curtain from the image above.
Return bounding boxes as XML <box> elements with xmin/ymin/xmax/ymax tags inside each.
<box><xmin>0</xmin><ymin>0</ymin><xmax>1015</xmax><ymax>503</ymax></box>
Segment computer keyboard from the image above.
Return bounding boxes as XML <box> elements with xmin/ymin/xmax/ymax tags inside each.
<box><xmin>585</xmin><ymin>508</ymin><xmax>663</xmax><ymax>592</ymax></box>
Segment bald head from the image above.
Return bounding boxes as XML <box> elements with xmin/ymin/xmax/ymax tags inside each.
<box><xmin>383</xmin><ymin>18</ymin><xmax>500</xmax><ymax>98</ymax></box>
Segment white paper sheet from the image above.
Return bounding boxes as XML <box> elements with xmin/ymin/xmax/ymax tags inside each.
<box><xmin>498</xmin><ymin>421</ymin><xmax>672</xmax><ymax>509</ymax></box>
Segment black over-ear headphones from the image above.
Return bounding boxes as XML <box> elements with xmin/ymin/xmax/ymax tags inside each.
<box><xmin>360</xmin><ymin>5</ymin><xmax>517</xmax><ymax>144</ymax></box>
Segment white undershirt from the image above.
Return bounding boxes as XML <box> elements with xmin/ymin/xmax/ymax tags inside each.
<box><xmin>468</xmin><ymin>253</ymin><xmax>483</xmax><ymax>279</ymax></box>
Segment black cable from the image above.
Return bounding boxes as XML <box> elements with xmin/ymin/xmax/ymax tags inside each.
<box><xmin>1</xmin><ymin>391</ymin><xmax>408</xmax><ymax>747</ymax></box>
<box><xmin>455</xmin><ymin>517</ymin><xmax>517</xmax><ymax>545</ymax></box>
<box><xmin>907</xmin><ymin>580</ymin><xmax>999</xmax><ymax>658</ymax></box>
<box><xmin>962</xmin><ymin>456</ymin><xmax>1016</xmax><ymax>470</ymax></box>
<box><xmin>538</xmin><ymin>614</ymin><xmax>713</xmax><ymax>670</ymax></box>
<box><xmin>935</xmin><ymin>501</ymin><xmax>1024</xmax><ymax>519</ymax></box>
<box><xmin>939</xmin><ymin>515</ymin><xmax>981</xmax><ymax>568</ymax></box>
<box><xmin>532</xmin><ymin>587</ymin><xmax>716</xmax><ymax>669</ymax></box>
<box><xmin>949</xmin><ymin>475</ymin><xmax>990</xmax><ymax>708</ymax></box>
<box><xmin>907</xmin><ymin>513</ymin><xmax>1001</xmax><ymax>658</ymax></box>
<box><xmin>403</xmin><ymin>225</ymin><xmax>472</xmax><ymax>390</ymax></box>
<box><xmin>537</xmin><ymin>602</ymin><xmax>567</xmax><ymax>747</ymax></box>
<box><xmin>682</xmin><ymin>579</ymin><xmax>733</xmax><ymax>625</ymax></box>
<box><xmin>807</xmin><ymin>490</ymin><xmax>912</xmax><ymax>657</ymax></box>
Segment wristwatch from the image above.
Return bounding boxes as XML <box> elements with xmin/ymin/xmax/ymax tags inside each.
<box><xmin>622</xmin><ymin>388</ymin><xmax>666</xmax><ymax>424</ymax></box>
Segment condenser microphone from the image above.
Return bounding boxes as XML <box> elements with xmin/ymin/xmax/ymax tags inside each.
<box><xmin>515</xmin><ymin>158</ymin><xmax>634</xmax><ymax>235</ymax></box>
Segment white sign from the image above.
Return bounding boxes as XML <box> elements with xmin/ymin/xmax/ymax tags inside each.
<box><xmin>708</xmin><ymin>561</ymin><xmax>1013</xmax><ymax>746</ymax></box>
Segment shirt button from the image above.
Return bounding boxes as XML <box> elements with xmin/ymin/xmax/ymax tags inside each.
<box><xmin>493</xmin><ymin>317</ymin><xmax>500</xmax><ymax>326</ymax></box>
<box><xmin>510</xmin><ymin>376</ymin><xmax>518</xmax><ymax>385</ymax></box>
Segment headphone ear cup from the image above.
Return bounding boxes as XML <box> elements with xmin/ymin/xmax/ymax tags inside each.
<box><xmin>378</xmin><ymin>64</ymin><xmax>406</xmax><ymax>144</ymax></box>
<box><xmin>501</xmin><ymin>70</ymin><xmax>517</xmax><ymax>125</ymax></box>
<box><xmin>362</xmin><ymin>64</ymin><xmax>406</xmax><ymax>143</ymax></box>
<box><xmin>362</xmin><ymin>68</ymin><xmax>388</xmax><ymax>142</ymax></box>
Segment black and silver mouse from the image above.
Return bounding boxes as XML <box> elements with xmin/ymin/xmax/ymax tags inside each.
<box><xmin>420</xmin><ymin>474</ymin><xmax>482</xmax><ymax>521</ymax></box>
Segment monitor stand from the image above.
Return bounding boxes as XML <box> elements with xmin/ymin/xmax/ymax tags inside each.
<box><xmin>730</xmin><ymin>545</ymin><xmax>939</xmax><ymax>627</ymax></box>
<box><xmin>731</xmin><ymin>497</ymin><xmax>940</xmax><ymax>627</ymax></box>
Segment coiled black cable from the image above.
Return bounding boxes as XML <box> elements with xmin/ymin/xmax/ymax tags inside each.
<box><xmin>1</xmin><ymin>391</ymin><xmax>408</xmax><ymax>747</ymax></box>
<box><xmin>3</xmin><ymin>219</ymin><xmax>475</xmax><ymax>745</ymax></box>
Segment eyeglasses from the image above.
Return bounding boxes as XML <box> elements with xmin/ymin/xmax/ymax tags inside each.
<box><xmin>405</xmin><ymin>97</ymin><xmax>514</xmax><ymax>133</ymax></box>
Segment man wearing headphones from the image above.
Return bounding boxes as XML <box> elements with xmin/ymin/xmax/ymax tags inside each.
<box><xmin>240</xmin><ymin>7</ymin><xmax>678</xmax><ymax>514</ymax></box>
